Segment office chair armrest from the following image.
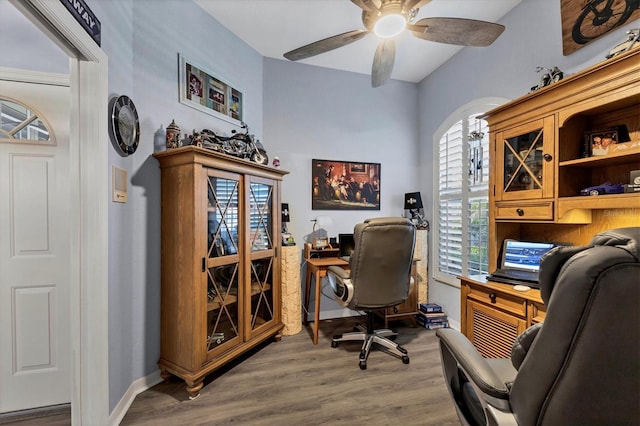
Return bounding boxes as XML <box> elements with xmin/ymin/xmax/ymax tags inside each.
<box><xmin>436</xmin><ymin>328</ymin><xmax>511</xmax><ymax>400</ymax></box>
<box><xmin>327</xmin><ymin>266</ymin><xmax>350</xmax><ymax>280</ymax></box>
<box><xmin>327</xmin><ymin>266</ymin><xmax>353</xmax><ymax>307</ymax></box>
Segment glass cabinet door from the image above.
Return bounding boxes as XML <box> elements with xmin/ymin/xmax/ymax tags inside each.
<box><xmin>205</xmin><ymin>170</ymin><xmax>241</xmax><ymax>355</ymax></box>
<box><xmin>247</xmin><ymin>177</ymin><xmax>276</xmax><ymax>335</ymax></box>
<box><xmin>496</xmin><ymin>117</ymin><xmax>554</xmax><ymax>201</ymax></box>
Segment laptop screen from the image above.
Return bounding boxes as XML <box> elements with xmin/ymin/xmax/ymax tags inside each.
<box><xmin>339</xmin><ymin>233</ymin><xmax>355</xmax><ymax>258</ymax></box>
<box><xmin>501</xmin><ymin>240</ymin><xmax>556</xmax><ymax>272</ymax></box>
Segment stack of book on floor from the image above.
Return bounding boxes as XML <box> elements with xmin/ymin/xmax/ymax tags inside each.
<box><xmin>416</xmin><ymin>303</ymin><xmax>449</xmax><ymax>329</ymax></box>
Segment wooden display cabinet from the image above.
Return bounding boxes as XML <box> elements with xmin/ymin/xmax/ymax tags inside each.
<box><xmin>463</xmin><ymin>49</ymin><xmax>640</xmax><ymax>355</ymax></box>
<box><xmin>154</xmin><ymin>146</ymin><xmax>288</xmax><ymax>398</ymax></box>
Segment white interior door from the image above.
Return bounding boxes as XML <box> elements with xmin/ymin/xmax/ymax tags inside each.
<box><xmin>0</xmin><ymin>74</ymin><xmax>70</xmax><ymax>413</ymax></box>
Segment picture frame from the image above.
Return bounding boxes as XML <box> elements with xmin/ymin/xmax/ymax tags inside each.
<box><xmin>586</xmin><ymin>129</ymin><xmax>618</xmax><ymax>156</ymax></box>
<box><xmin>178</xmin><ymin>53</ymin><xmax>243</xmax><ymax>125</ymax></box>
<box><xmin>312</xmin><ymin>159</ymin><xmax>381</xmax><ymax>211</ymax></box>
<box><xmin>560</xmin><ymin>0</ymin><xmax>640</xmax><ymax>56</ymax></box>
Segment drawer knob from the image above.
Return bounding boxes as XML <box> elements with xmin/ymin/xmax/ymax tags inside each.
<box><xmin>489</xmin><ymin>293</ymin><xmax>497</xmax><ymax>304</ymax></box>
<box><xmin>543</xmin><ymin>153</ymin><xmax>552</xmax><ymax>162</ymax></box>
<box><xmin>516</xmin><ymin>208</ymin><xmax>525</xmax><ymax>216</ymax></box>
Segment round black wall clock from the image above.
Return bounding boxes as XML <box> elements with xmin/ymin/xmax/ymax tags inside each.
<box><xmin>111</xmin><ymin>95</ymin><xmax>140</xmax><ymax>155</ymax></box>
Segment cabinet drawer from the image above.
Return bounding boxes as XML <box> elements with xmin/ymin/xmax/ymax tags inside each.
<box><xmin>467</xmin><ymin>286</ymin><xmax>527</xmax><ymax>318</ymax></box>
<box><xmin>529</xmin><ymin>301</ymin><xmax>546</xmax><ymax>325</ymax></box>
<box><xmin>495</xmin><ymin>201</ymin><xmax>553</xmax><ymax>220</ymax></box>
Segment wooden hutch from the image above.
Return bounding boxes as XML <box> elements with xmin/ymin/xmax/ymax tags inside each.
<box><xmin>461</xmin><ymin>49</ymin><xmax>640</xmax><ymax>357</ymax></box>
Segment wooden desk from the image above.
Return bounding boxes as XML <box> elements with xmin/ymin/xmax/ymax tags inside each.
<box><xmin>460</xmin><ymin>275</ymin><xmax>546</xmax><ymax>358</ymax></box>
<box><xmin>303</xmin><ymin>257</ymin><xmax>349</xmax><ymax>344</ymax></box>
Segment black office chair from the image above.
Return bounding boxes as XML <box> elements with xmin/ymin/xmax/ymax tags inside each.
<box><xmin>436</xmin><ymin>227</ymin><xmax>640</xmax><ymax>425</ymax></box>
<box><xmin>327</xmin><ymin>217</ymin><xmax>415</xmax><ymax>370</ymax></box>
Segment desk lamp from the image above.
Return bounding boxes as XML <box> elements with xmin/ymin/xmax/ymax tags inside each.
<box><xmin>404</xmin><ymin>192</ymin><xmax>429</xmax><ymax>230</ymax></box>
<box><xmin>311</xmin><ymin>215</ymin><xmax>332</xmax><ymax>249</ymax></box>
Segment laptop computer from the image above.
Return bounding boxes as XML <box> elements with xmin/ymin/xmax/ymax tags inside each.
<box><xmin>338</xmin><ymin>233</ymin><xmax>355</xmax><ymax>261</ymax></box>
<box><xmin>487</xmin><ymin>239</ymin><xmax>559</xmax><ymax>288</ymax></box>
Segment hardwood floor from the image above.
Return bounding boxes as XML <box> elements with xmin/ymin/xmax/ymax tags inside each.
<box><xmin>122</xmin><ymin>316</ymin><xmax>458</xmax><ymax>425</ymax></box>
<box><xmin>0</xmin><ymin>405</ymin><xmax>70</xmax><ymax>426</ymax></box>
<box><xmin>1</xmin><ymin>317</ymin><xmax>459</xmax><ymax>425</ymax></box>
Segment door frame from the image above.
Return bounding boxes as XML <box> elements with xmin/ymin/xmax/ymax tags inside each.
<box><xmin>9</xmin><ymin>1</ymin><xmax>109</xmax><ymax>424</ymax></box>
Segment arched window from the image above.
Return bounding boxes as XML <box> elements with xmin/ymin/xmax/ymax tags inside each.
<box><xmin>0</xmin><ymin>97</ymin><xmax>53</xmax><ymax>144</ymax></box>
<box><xmin>434</xmin><ymin>98</ymin><xmax>508</xmax><ymax>285</ymax></box>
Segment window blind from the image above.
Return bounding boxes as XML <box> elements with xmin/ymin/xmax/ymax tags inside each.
<box><xmin>437</xmin><ymin>114</ymin><xmax>489</xmax><ymax>279</ymax></box>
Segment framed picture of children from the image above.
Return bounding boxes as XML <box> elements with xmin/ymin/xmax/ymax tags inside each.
<box><xmin>312</xmin><ymin>159</ymin><xmax>380</xmax><ymax>210</ymax></box>
<box><xmin>588</xmin><ymin>129</ymin><xmax>618</xmax><ymax>156</ymax></box>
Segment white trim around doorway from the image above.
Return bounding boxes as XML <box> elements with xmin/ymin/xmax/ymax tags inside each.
<box><xmin>9</xmin><ymin>1</ymin><xmax>110</xmax><ymax>424</ymax></box>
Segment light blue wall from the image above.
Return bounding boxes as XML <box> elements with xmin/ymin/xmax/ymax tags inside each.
<box><xmin>263</xmin><ymin>58</ymin><xmax>420</xmax><ymax>316</ymax></box>
<box><xmin>417</xmin><ymin>0</ymin><xmax>639</xmax><ymax>324</ymax></box>
<box><xmin>87</xmin><ymin>0</ymin><xmax>264</xmax><ymax>411</ymax></box>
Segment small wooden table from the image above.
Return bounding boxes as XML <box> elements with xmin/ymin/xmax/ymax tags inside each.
<box><xmin>303</xmin><ymin>257</ymin><xmax>349</xmax><ymax>344</ymax></box>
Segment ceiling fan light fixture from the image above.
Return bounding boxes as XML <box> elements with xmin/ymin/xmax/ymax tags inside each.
<box><xmin>373</xmin><ymin>13</ymin><xmax>406</xmax><ymax>38</ymax></box>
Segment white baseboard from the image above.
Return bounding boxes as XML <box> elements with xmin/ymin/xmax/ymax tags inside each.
<box><xmin>108</xmin><ymin>370</ymin><xmax>163</xmax><ymax>425</ymax></box>
<box><xmin>448</xmin><ymin>319</ymin><xmax>461</xmax><ymax>331</ymax></box>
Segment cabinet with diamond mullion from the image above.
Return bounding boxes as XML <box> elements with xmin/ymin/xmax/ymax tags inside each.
<box><xmin>154</xmin><ymin>146</ymin><xmax>287</xmax><ymax>399</ymax></box>
<box><xmin>205</xmin><ymin>168</ymin><xmax>243</xmax><ymax>357</ymax></box>
<box><xmin>245</xmin><ymin>175</ymin><xmax>279</xmax><ymax>339</ymax></box>
<box><xmin>495</xmin><ymin>116</ymin><xmax>555</xmax><ymax>202</ymax></box>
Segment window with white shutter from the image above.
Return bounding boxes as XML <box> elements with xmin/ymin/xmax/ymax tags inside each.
<box><xmin>436</xmin><ymin>110</ymin><xmax>490</xmax><ymax>284</ymax></box>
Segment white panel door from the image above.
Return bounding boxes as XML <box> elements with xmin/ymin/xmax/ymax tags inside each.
<box><xmin>0</xmin><ymin>76</ymin><xmax>70</xmax><ymax>413</ymax></box>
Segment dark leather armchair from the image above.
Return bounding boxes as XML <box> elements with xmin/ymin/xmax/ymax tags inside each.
<box><xmin>436</xmin><ymin>227</ymin><xmax>640</xmax><ymax>425</ymax></box>
<box><xmin>327</xmin><ymin>217</ymin><xmax>415</xmax><ymax>370</ymax></box>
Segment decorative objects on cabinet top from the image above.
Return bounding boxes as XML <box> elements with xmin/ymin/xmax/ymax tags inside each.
<box><xmin>165</xmin><ymin>119</ymin><xmax>182</xmax><ymax>149</ymax></box>
<box><xmin>606</xmin><ymin>28</ymin><xmax>640</xmax><ymax>59</ymax></box>
<box><xmin>529</xmin><ymin>66</ymin><xmax>564</xmax><ymax>93</ymax></box>
<box><xmin>163</xmin><ymin>119</ymin><xmax>269</xmax><ymax>166</ymax></box>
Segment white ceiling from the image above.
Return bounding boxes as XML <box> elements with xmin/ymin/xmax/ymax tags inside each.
<box><xmin>195</xmin><ymin>0</ymin><xmax>522</xmax><ymax>83</ymax></box>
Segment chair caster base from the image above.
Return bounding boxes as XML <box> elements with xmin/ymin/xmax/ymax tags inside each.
<box><xmin>402</xmin><ymin>355</ymin><xmax>410</xmax><ymax>364</ymax></box>
<box><xmin>359</xmin><ymin>361</ymin><xmax>367</xmax><ymax>370</ymax></box>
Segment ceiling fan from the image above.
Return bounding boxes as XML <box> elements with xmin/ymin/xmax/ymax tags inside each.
<box><xmin>283</xmin><ymin>0</ymin><xmax>505</xmax><ymax>87</ymax></box>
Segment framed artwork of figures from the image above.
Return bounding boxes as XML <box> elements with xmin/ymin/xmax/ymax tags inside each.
<box><xmin>312</xmin><ymin>159</ymin><xmax>380</xmax><ymax>210</ymax></box>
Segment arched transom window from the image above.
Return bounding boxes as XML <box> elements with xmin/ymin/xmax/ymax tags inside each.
<box><xmin>0</xmin><ymin>97</ymin><xmax>54</xmax><ymax>144</ymax></box>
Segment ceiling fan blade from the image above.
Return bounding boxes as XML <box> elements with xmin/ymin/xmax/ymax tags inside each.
<box><xmin>404</xmin><ymin>0</ymin><xmax>431</xmax><ymax>11</ymax></box>
<box><xmin>411</xmin><ymin>17</ymin><xmax>505</xmax><ymax>46</ymax></box>
<box><xmin>351</xmin><ymin>0</ymin><xmax>379</xmax><ymax>12</ymax></box>
<box><xmin>283</xmin><ymin>29</ymin><xmax>368</xmax><ymax>61</ymax></box>
<box><xmin>371</xmin><ymin>39</ymin><xmax>395</xmax><ymax>88</ymax></box>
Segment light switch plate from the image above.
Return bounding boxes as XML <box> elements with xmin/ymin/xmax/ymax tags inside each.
<box><xmin>112</xmin><ymin>166</ymin><xmax>127</xmax><ymax>203</ymax></box>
